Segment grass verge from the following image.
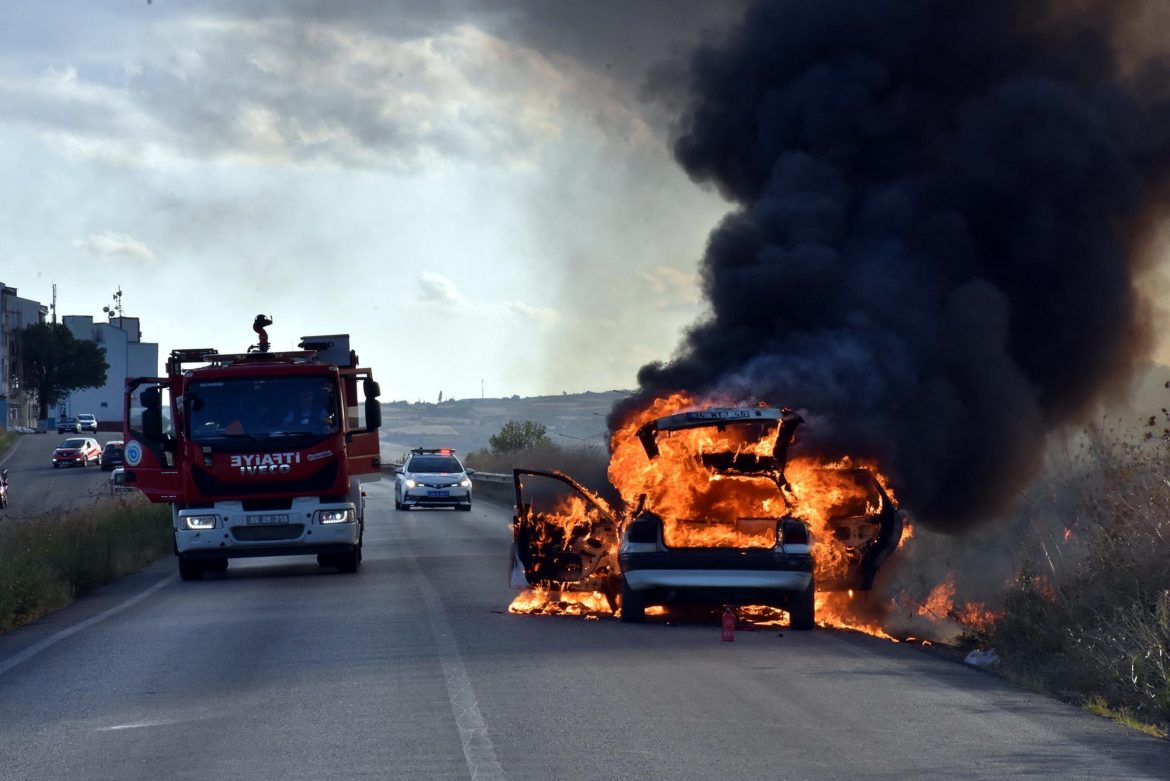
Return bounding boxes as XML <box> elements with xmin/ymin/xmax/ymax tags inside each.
<box><xmin>0</xmin><ymin>497</ymin><xmax>173</xmax><ymax>633</ymax></box>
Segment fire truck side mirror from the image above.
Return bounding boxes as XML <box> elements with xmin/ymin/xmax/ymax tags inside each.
<box><xmin>140</xmin><ymin>386</ymin><xmax>163</xmax><ymax>440</ymax></box>
<box><xmin>365</xmin><ymin>398</ymin><xmax>382</xmax><ymax>429</ymax></box>
<box><xmin>363</xmin><ymin>378</ymin><xmax>381</xmax><ymax>399</ymax></box>
<box><xmin>141</xmin><ymin>386</ymin><xmax>161</xmax><ymax>409</ymax></box>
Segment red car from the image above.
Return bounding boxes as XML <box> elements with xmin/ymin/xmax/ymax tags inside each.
<box><xmin>52</xmin><ymin>437</ymin><xmax>103</xmax><ymax>468</ymax></box>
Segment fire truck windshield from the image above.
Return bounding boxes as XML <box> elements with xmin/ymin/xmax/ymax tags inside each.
<box><xmin>187</xmin><ymin>376</ymin><xmax>339</xmax><ymax>445</ymax></box>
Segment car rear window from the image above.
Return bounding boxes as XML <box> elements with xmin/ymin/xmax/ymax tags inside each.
<box><xmin>409</xmin><ymin>456</ymin><xmax>462</xmax><ymax>473</ymax></box>
<box><xmin>61</xmin><ymin>438</ymin><xmax>86</xmax><ymax>448</ymax></box>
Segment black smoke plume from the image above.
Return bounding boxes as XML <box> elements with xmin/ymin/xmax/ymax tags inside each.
<box><xmin>613</xmin><ymin>0</ymin><xmax>1170</xmax><ymax>531</ymax></box>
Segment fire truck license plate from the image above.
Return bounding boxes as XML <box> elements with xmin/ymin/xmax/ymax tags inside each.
<box><xmin>246</xmin><ymin>514</ymin><xmax>289</xmax><ymax>525</ymax></box>
<box><xmin>427</xmin><ymin>490</ymin><xmax>449</xmax><ymax>497</ymax></box>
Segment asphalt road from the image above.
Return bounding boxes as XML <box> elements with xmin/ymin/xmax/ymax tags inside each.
<box><xmin>0</xmin><ymin>480</ymin><xmax>1166</xmax><ymax>780</ymax></box>
<box><xmin>0</xmin><ymin>431</ymin><xmax>122</xmax><ymax>520</ymax></box>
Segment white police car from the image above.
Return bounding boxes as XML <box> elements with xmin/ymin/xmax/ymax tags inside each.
<box><xmin>394</xmin><ymin>448</ymin><xmax>473</xmax><ymax>511</ymax></box>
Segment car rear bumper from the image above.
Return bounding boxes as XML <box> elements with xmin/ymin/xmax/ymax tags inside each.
<box><xmin>620</xmin><ymin>548</ymin><xmax>813</xmax><ymax>594</ymax></box>
<box><xmin>623</xmin><ymin>568</ymin><xmax>812</xmax><ymax>591</ymax></box>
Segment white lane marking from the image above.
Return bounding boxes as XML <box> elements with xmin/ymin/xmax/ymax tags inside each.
<box><xmin>0</xmin><ymin>435</ymin><xmax>23</xmax><ymax>467</ymax></box>
<box><xmin>0</xmin><ymin>574</ymin><xmax>177</xmax><ymax>679</ymax></box>
<box><xmin>97</xmin><ymin>718</ymin><xmax>180</xmax><ymax>732</ymax></box>
<box><xmin>405</xmin><ymin>554</ymin><xmax>506</xmax><ymax>781</ymax></box>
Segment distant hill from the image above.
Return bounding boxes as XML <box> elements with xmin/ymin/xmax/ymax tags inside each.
<box><xmin>378</xmin><ymin>390</ymin><xmax>629</xmax><ymax>463</ymax></box>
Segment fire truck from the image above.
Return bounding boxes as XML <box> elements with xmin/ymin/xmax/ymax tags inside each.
<box><xmin>123</xmin><ymin>316</ymin><xmax>382</xmax><ymax>580</ymax></box>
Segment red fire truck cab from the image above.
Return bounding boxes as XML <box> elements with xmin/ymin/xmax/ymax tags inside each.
<box><xmin>123</xmin><ymin>319</ymin><xmax>382</xmax><ymax>581</ymax></box>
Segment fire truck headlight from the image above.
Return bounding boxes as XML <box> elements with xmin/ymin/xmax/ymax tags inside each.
<box><xmin>404</xmin><ymin>479</ymin><xmax>418</xmax><ymax>488</ymax></box>
<box><xmin>183</xmin><ymin>515</ymin><xmax>219</xmax><ymax>530</ymax></box>
<box><xmin>317</xmin><ymin>509</ymin><xmax>353</xmax><ymax>524</ymax></box>
<box><xmin>460</xmin><ymin>478</ymin><xmax>472</xmax><ymax>488</ymax></box>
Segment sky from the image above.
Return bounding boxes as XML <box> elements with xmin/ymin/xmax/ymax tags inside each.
<box><xmin>0</xmin><ymin>1</ymin><xmax>745</xmax><ymax>403</ymax></box>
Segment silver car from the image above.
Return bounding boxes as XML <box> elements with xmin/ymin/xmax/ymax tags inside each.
<box><xmin>394</xmin><ymin>449</ymin><xmax>473</xmax><ymax>511</ymax></box>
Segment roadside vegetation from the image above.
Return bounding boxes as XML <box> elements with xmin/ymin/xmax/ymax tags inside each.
<box><xmin>464</xmin><ymin>420</ymin><xmax>613</xmax><ymax>501</ymax></box>
<box><xmin>982</xmin><ymin>422</ymin><xmax>1170</xmax><ymax>734</ymax></box>
<box><xmin>0</xmin><ymin>495</ymin><xmax>172</xmax><ymax>633</ymax></box>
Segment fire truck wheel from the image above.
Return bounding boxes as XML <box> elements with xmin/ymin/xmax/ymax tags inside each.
<box><xmin>205</xmin><ymin>557</ymin><xmax>229</xmax><ymax>573</ymax></box>
<box><xmin>619</xmin><ymin>578</ymin><xmax>646</xmax><ymax>623</ymax></box>
<box><xmin>336</xmin><ymin>545</ymin><xmax>361</xmax><ymax>573</ymax></box>
<box><xmin>788</xmin><ymin>579</ymin><xmax>815</xmax><ymax>630</ymax></box>
<box><xmin>178</xmin><ymin>555</ymin><xmax>205</xmax><ymax>581</ymax></box>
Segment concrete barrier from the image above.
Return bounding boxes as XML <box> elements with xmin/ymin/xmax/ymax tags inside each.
<box><xmin>469</xmin><ymin>472</ymin><xmax>514</xmax><ymax>504</ymax></box>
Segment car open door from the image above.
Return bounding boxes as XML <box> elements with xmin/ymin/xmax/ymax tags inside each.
<box><xmin>123</xmin><ymin>378</ymin><xmax>181</xmax><ymax>502</ymax></box>
<box><xmin>510</xmin><ymin>469</ymin><xmax>622</xmax><ymax>601</ymax></box>
<box><xmin>814</xmin><ymin>469</ymin><xmax>904</xmax><ymax>591</ymax></box>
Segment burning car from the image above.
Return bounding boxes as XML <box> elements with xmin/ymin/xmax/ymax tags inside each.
<box><xmin>509</xmin><ymin>406</ymin><xmax>903</xmax><ymax>628</ymax></box>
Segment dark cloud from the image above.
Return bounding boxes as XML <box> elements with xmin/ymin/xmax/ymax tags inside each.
<box><xmin>613</xmin><ymin>0</ymin><xmax>1170</xmax><ymax>531</ymax></box>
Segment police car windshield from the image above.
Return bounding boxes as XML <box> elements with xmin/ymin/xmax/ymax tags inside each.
<box><xmin>188</xmin><ymin>377</ymin><xmax>338</xmax><ymax>442</ymax></box>
<box><xmin>409</xmin><ymin>456</ymin><xmax>461</xmax><ymax>473</ymax></box>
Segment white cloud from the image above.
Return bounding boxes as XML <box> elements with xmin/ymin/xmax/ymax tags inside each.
<box><xmin>71</xmin><ymin>231</ymin><xmax>157</xmax><ymax>262</ymax></box>
<box><xmin>504</xmin><ymin>300</ymin><xmax>561</xmax><ymax>328</ymax></box>
<box><xmin>0</xmin><ymin>19</ymin><xmax>651</xmax><ymax>172</ymax></box>
<box><xmin>417</xmin><ymin>271</ymin><xmax>466</xmax><ymax>306</ymax></box>
<box><xmin>636</xmin><ymin>265</ymin><xmax>701</xmax><ymax>309</ymax></box>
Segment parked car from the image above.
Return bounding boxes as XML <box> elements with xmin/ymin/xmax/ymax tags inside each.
<box><xmin>52</xmin><ymin>437</ymin><xmax>102</xmax><ymax>468</ymax></box>
<box><xmin>509</xmin><ymin>407</ymin><xmax>904</xmax><ymax>628</ymax></box>
<box><xmin>101</xmin><ymin>440</ymin><xmax>125</xmax><ymax>471</ymax></box>
<box><xmin>56</xmin><ymin>415</ymin><xmax>80</xmax><ymax>434</ymax></box>
<box><xmin>76</xmin><ymin>413</ymin><xmax>98</xmax><ymax>433</ymax></box>
<box><xmin>394</xmin><ymin>448</ymin><xmax>473</xmax><ymax>511</ymax></box>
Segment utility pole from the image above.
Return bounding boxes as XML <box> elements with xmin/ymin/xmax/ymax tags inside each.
<box><xmin>481</xmin><ymin>379</ymin><xmax>484</xmax><ymax>400</ymax></box>
<box><xmin>51</xmin><ymin>283</ymin><xmax>57</xmax><ymax>323</ymax></box>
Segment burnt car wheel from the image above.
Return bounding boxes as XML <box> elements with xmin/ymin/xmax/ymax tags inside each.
<box><xmin>620</xmin><ymin>578</ymin><xmax>646</xmax><ymax>623</ymax></box>
<box><xmin>789</xmin><ymin>578</ymin><xmax>815</xmax><ymax>631</ymax></box>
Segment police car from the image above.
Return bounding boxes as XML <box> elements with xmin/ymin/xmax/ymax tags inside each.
<box><xmin>394</xmin><ymin>448</ymin><xmax>473</xmax><ymax>511</ymax></box>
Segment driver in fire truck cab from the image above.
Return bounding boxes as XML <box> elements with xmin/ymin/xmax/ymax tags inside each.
<box><xmin>281</xmin><ymin>386</ymin><xmax>335</xmax><ymax>431</ymax></box>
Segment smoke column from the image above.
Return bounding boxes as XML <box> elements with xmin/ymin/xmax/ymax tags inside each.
<box><xmin>613</xmin><ymin>0</ymin><xmax>1170</xmax><ymax>530</ymax></box>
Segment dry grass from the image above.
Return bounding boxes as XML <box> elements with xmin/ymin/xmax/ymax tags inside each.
<box><xmin>990</xmin><ymin>424</ymin><xmax>1170</xmax><ymax>729</ymax></box>
<box><xmin>0</xmin><ymin>495</ymin><xmax>172</xmax><ymax>633</ymax></box>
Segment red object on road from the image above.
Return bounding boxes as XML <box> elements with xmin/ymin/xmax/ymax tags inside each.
<box><xmin>721</xmin><ymin>605</ymin><xmax>735</xmax><ymax>642</ymax></box>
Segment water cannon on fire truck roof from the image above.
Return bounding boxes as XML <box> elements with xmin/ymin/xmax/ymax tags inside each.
<box><xmin>249</xmin><ymin>314</ymin><xmax>273</xmax><ymax>353</ymax></box>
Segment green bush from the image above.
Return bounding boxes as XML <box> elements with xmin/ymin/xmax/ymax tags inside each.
<box><xmin>0</xmin><ymin>498</ymin><xmax>172</xmax><ymax>632</ymax></box>
<box><xmin>488</xmin><ymin>420</ymin><xmax>552</xmax><ymax>453</ymax></box>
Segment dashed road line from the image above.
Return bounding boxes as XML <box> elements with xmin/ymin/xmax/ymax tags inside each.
<box><xmin>404</xmin><ymin>548</ymin><xmax>506</xmax><ymax>781</ymax></box>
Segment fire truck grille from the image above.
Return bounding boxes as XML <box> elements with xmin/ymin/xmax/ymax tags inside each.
<box><xmin>231</xmin><ymin>524</ymin><xmax>305</xmax><ymax>542</ymax></box>
<box><xmin>192</xmin><ymin>461</ymin><xmax>339</xmax><ymax>498</ymax></box>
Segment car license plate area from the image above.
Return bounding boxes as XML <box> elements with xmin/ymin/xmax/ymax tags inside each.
<box><xmin>246</xmin><ymin>513</ymin><xmax>290</xmax><ymax>525</ymax></box>
<box><xmin>427</xmin><ymin>490</ymin><xmax>450</xmax><ymax>497</ymax></box>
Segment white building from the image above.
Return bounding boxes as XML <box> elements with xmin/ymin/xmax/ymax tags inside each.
<box><xmin>0</xmin><ymin>283</ymin><xmax>47</xmax><ymax>431</ymax></box>
<box><xmin>61</xmin><ymin>315</ymin><xmax>159</xmax><ymax>427</ymax></box>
